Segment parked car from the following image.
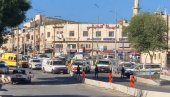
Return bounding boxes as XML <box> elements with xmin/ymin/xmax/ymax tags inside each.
<box><xmin>162</xmin><ymin>67</ymin><xmax>170</xmax><ymax>76</ymax></box>
<box><xmin>42</xmin><ymin>59</ymin><xmax>68</xmax><ymax>74</ymax></box>
<box><xmin>0</xmin><ymin>62</ymin><xmax>9</xmax><ymax>74</ymax></box>
<box><xmin>133</xmin><ymin>63</ymin><xmax>161</xmax><ymax>76</ymax></box>
<box><xmin>29</xmin><ymin>58</ymin><xmax>42</xmax><ymax>69</ymax></box>
<box><xmin>11</xmin><ymin>68</ymin><xmax>33</xmax><ymax>84</ymax></box>
<box><xmin>96</xmin><ymin>59</ymin><xmax>112</xmax><ymax>73</ymax></box>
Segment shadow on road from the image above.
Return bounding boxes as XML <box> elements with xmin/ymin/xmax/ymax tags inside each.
<box><xmin>1</xmin><ymin>95</ymin><xmax>90</xmax><ymax>97</ymax></box>
<box><xmin>86</xmin><ymin>73</ymin><xmax>130</xmax><ymax>83</ymax></box>
<box><xmin>30</xmin><ymin>76</ymin><xmax>82</xmax><ymax>85</ymax></box>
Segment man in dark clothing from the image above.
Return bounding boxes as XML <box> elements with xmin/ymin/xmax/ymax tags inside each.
<box><xmin>95</xmin><ymin>65</ymin><xmax>99</xmax><ymax>78</ymax></box>
<box><xmin>121</xmin><ymin>66</ymin><xmax>125</xmax><ymax>78</ymax></box>
<box><xmin>77</xmin><ymin>65</ymin><xmax>81</xmax><ymax>76</ymax></box>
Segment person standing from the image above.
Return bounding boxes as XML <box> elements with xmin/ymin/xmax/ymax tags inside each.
<box><xmin>121</xmin><ymin>66</ymin><xmax>125</xmax><ymax>78</ymax></box>
<box><xmin>130</xmin><ymin>73</ymin><xmax>136</xmax><ymax>88</ymax></box>
<box><xmin>77</xmin><ymin>64</ymin><xmax>81</xmax><ymax>76</ymax></box>
<box><xmin>95</xmin><ymin>65</ymin><xmax>99</xmax><ymax>78</ymax></box>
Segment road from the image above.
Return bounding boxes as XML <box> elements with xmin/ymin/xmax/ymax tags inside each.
<box><xmin>86</xmin><ymin>71</ymin><xmax>170</xmax><ymax>93</ymax></box>
<box><xmin>0</xmin><ymin>70</ymin><xmax>132</xmax><ymax>97</ymax></box>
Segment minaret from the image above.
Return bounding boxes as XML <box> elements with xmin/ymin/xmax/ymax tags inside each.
<box><xmin>133</xmin><ymin>0</ymin><xmax>140</xmax><ymax>16</ymax></box>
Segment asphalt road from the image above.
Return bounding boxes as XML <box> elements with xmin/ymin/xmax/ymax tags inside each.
<box><xmin>86</xmin><ymin>71</ymin><xmax>170</xmax><ymax>93</ymax></box>
<box><xmin>0</xmin><ymin>70</ymin><xmax>132</xmax><ymax>97</ymax></box>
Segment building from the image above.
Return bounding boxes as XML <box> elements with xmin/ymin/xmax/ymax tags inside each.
<box><xmin>2</xmin><ymin>15</ymin><xmax>132</xmax><ymax>58</ymax></box>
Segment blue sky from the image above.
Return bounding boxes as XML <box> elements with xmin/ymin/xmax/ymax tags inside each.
<box><xmin>27</xmin><ymin>0</ymin><xmax>169</xmax><ymax>23</ymax></box>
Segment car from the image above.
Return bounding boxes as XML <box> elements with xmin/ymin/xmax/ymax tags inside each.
<box><xmin>96</xmin><ymin>59</ymin><xmax>112</xmax><ymax>73</ymax></box>
<box><xmin>28</xmin><ymin>58</ymin><xmax>42</xmax><ymax>69</ymax></box>
<box><xmin>67</xmin><ymin>60</ymin><xmax>91</xmax><ymax>73</ymax></box>
<box><xmin>133</xmin><ymin>63</ymin><xmax>161</xmax><ymax>76</ymax></box>
<box><xmin>116</xmin><ymin>62</ymin><xmax>135</xmax><ymax>77</ymax></box>
<box><xmin>42</xmin><ymin>59</ymin><xmax>68</xmax><ymax>74</ymax></box>
<box><xmin>162</xmin><ymin>67</ymin><xmax>170</xmax><ymax>76</ymax></box>
<box><xmin>11</xmin><ymin>68</ymin><xmax>33</xmax><ymax>84</ymax></box>
<box><xmin>0</xmin><ymin>62</ymin><xmax>9</xmax><ymax>74</ymax></box>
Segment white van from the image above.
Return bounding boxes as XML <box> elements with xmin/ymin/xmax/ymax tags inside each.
<box><xmin>133</xmin><ymin>64</ymin><xmax>161</xmax><ymax>76</ymax></box>
<box><xmin>42</xmin><ymin>59</ymin><xmax>68</xmax><ymax>74</ymax></box>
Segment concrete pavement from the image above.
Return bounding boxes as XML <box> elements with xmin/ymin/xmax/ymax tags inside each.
<box><xmin>0</xmin><ymin>70</ymin><xmax>132</xmax><ymax>97</ymax></box>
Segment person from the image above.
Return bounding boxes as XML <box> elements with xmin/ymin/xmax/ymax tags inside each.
<box><xmin>95</xmin><ymin>65</ymin><xmax>99</xmax><ymax>78</ymax></box>
<box><xmin>77</xmin><ymin>64</ymin><xmax>81</xmax><ymax>76</ymax></box>
<box><xmin>121</xmin><ymin>66</ymin><xmax>125</xmax><ymax>78</ymax></box>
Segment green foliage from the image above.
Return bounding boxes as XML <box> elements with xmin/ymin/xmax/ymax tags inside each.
<box><xmin>123</xmin><ymin>12</ymin><xmax>168</xmax><ymax>63</ymax></box>
<box><xmin>0</xmin><ymin>0</ymin><xmax>31</xmax><ymax>46</ymax></box>
<box><xmin>124</xmin><ymin>12</ymin><xmax>168</xmax><ymax>52</ymax></box>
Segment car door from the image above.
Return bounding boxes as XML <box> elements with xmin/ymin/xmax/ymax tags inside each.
<box><xmin>44</xmin><ymin>60</ymin><xmax>50</xmax><ymax>72</ymax></box>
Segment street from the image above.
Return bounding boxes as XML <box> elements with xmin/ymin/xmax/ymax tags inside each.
<box><xmin>0</xmin><ymin>70</ymin><xmax>132</xmax><ymax>97</ymax></box>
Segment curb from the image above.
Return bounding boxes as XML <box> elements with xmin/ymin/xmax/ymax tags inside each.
<box><xmin>84</xmin><ymin>78</ymin><xmax>170</xmax><ymax>97</ymax></box>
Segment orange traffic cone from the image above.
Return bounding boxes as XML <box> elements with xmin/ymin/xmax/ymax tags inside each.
<box><xmin>108</xmin><ymin>72</ymin><xmax>112</xmax><ymax>83</ymax></box>
<box><xmin>130</xmin><ymin>75</ymin><xmax>136</xmax><ymax>88</ymax></box>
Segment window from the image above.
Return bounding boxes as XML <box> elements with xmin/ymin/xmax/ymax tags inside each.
<box><xmin>67</xmin><ymin>44</ymin><xmax>76</xmax><ymax>48</ymax></box>
<box><xmin>83</xmin><ymin>31</ymin><xmax>88</xmax><ymax>37</ymax></box>
<box><xmin>47</xmin><ymin>32</ymin><xmax>50</xmax><ymax>37</ymax></box>
<box><xmin>31</xmin><ymin>35</ymin><xmax>33</xmax><ymax>40</ymax></box>
<box><xmin>55</xmin><ymin>44</ymin><xmax>63</xmax><ymax>48</ymax></box>
<box><xmin>69</xmin><ymin>31</ymin><xmax>74</xmax><ymax>37</ymax></box>
<box><xmin>96</xmin><ymin>31</ymin><xmax>101</xmax><ymax>37</ymax></box>
<box><xmin>109</xmin><ymin>31</ymin><xmax>114</xmax><ymax>37</ymax></box>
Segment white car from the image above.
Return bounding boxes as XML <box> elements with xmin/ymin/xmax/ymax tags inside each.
<box><xmin>42</xmin><ymin>59</ymin><xmax>68</xmax><ymax>74</ymax></box>
<box><xmin>29</xmin><ymin>58</ymin><xmax>42</xmax><ymax>69</ymax></box>
<box><xmin>0</xmin><ymin>62</ymin><xmax>9</xmax><ymax>74</ymax></box>
<box><xmin>133</xmin><ymin>64</ymin><xmax>161</xmax><ymax>76</ymax></box>
<box><xmin>11</xmin><ymin>68</ymin><xmax>33</xmax><ymax>84</ymax></box>
<box><xmin>96</xmin><ymin>59</ymin><xmax>112</xmax><ymax>73</ymax></box>
<box><xmin>69</xmin><ymin>60</ymin><xmax>91</xmax><ymax>73</ymax></box>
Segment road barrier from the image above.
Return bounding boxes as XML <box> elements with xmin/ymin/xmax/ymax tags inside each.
<box><xmin>84</xmin><ymin>78</ymin><xmax>170</xmax><ymax>97</ymax></box>
<box><xmin>72</xmin><ymin>73</ymin><xmax>170</xmax><ymax>97</ymax></box>
<box><xmin>0</xmin><ymin>74</ymin><xmax>11</xmax><ymax>84</ymax></box>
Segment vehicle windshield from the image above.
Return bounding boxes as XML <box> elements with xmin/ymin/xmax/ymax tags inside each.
<box><xmin>98</xmin><ymin>61</ymin><xmax>109</xmax><ymax>64</ymax></box>
<box><xmin>53</xmin><ymin>61</ymin><xmax>65</xmax><ymax>65</ymax></box>
<box><xmin>32</xmin><ymin>59</ymin><xmax>41</xmax><ymax>62</ymax></box>
<box><xmin>0</xmin><ymin>63</ymin><xmax>6</xmax><ymax>67</ymax></box>
<box><xmin>145</xmin><ymin>65</ymin><xmax>160</xmax><ymax>69</ymax></box>
<box><xmin>74</xmin><ymin>62</ymin><xmax>83</xmax><ymax>66</ymax></box>
<box><xmin>123</xmin><ymin>63</ymin><xmax>134</xmax><ymax>68</ymax></box>
<box><xmin>13</xmin><ymin>70</ymin><xmax>26</xmax><ymax>74</ymax></box>
<box><xmin>39</xmin><ymin>54</ymin><xmax>49</xmax><ymax>58</ymax></box>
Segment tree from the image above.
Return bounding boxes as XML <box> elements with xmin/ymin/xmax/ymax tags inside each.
<box><xmin>123</xmin><ymin>12</ymin><xmax>168</xmax><ymax>63</ymax></box>
<box><xmin>0</xmin><ymin>0</ymin><xmax>31</xmax><ymax>46</ymax></box>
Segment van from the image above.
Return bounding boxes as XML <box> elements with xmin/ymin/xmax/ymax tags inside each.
<box><xmin>1</xmin><ymin>53</ymin><xmax>17</xmax><ymax>67</ymax></box>
<box><xmin>1</xmin><ymin>53</ymin><xmax>28</xmax><ymax>67</ymax></box>
<box><xmin>133</xmin><ymin>63</ymin><xmax>161</xmax><ymax>76</ymax></box>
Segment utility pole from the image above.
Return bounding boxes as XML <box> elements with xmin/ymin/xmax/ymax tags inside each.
<box><xmin>77</xmin><ymin>23</ymin><xmax>80</xmax><ymax>52</ymax></box>
<box><xmin>33</xmin><ymin>18</ymin><xmax>36</xmax><ymax>57</ymax></box>
<box><xmin>53</xmin><ymin>23</ymin><xmax>56</xmax><ymax>58</ymax></box>
<box><xmin>16</xmin><ymin>27</ymin><xmax>19</xmax><ymax>68</ymax></box>
<box><xmin>92</xmin><ymin>24</ymin><xmax>94</xmax><ymax>64</ymax></box>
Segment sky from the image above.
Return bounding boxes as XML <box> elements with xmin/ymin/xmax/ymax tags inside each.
<box><xmin>27</xmin><ymin>0</ymin><xmax>169</xmax><ymax>23</ymax></box>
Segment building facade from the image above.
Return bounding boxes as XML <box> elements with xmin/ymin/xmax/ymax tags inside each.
<box><xmin>2</xmin><ymin>15</ymin><xmax>132</xmax><ymax>57</ymax></box>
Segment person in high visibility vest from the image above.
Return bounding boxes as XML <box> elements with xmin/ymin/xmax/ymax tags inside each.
<box><xmin>130</xmin><ymin>73</ymin><xmax>136</xmax><ymax>88</ymax></box>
